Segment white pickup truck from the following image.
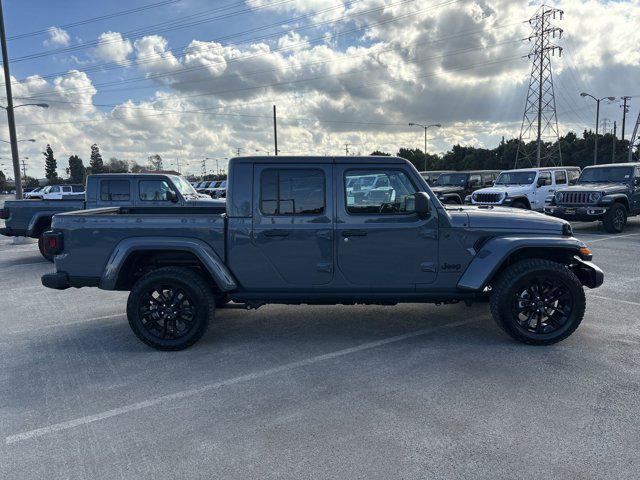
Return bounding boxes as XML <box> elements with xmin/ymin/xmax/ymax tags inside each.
<box><xmin>41</xmin><ymin>184</ymin><xmax>85</xmax><ymax>200</ymax></box>
<box><xmin>467</xmin><ymin>167</ymin><xmax>581</xmax><ymax>210</ymax></box>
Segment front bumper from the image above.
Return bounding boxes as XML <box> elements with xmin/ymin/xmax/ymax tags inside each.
<box><xmin>543</xmin><ymin>205</ymin><xmax>608</xmax><ymax>222</ymax></box>
<box><xmin>571</xmin><ymin>258</ymin><xmax>604</xmax><ymax>289</ymax></box>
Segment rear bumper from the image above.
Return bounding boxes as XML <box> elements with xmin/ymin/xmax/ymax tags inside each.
<box><xmin>0</xmin><ymin>227</ymin><xmax>29</xmax><ymax>237</ymax></box>
<box><xmin>41</xmin><ymin>272</ymin><xmax>70</xmax><ymax>290</ymax></box>
<box><xmin>544</xmin><ymin>205</ymin><xmax>607</xmax><ymax>221</ymax></box>
<box><xmin>41</xmin><ymin>272</ymin><xmax>100</xmax><ymax>290</ymax></box>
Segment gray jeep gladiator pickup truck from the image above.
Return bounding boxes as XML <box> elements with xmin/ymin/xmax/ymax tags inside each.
<box><xmin>41</xmin><ymin>156</ymin><xmax>604</xmax><ymax>350</ymax></box>
<box><xmin>0</xmin><ymin>173</ymin><xmax>221</xmax><ymax>260</ymax></box>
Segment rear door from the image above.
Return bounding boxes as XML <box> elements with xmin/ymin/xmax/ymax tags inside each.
<box><xmin>335</xmin><ymin>164</ymin><xmax>438</xmax><ymax>289</ymax></box>
<box><xmin>251</xmin><ymin>163</ymin><xmax>333</xmax><ymax>287</ymax></box>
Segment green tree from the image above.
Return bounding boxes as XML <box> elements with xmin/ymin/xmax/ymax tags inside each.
<box><xmin>370</xmin><ymin>150</ymin><xmax>391</xmax><ymax>156</ymax></box>
<box><xmin>67</xmin><ymin>155</ymin><xmax>85</xmax><ymax>184</ymax></box>
<box><xmin>147</xmin><ymin>154</ymin><xmax>163</xmax><ymax>171</ymax></box>
<box><xmin>107</xmin><ymin>157</ymin><xmax>129</xmax><ymax>173</ymax></box>
<box><xmin>90</xmin><ymin>144</ymin><xmax>104</xmax><ymax>173</ymax></box>
<box><xmin>0</xmin><ymin>170</ymin><xmax>7</xmax><ymax>191</ymax></box>
<box><xmin>43</xmin><ymin>144</ymin><xmax>58</xmax><ymax>182</ymax></box>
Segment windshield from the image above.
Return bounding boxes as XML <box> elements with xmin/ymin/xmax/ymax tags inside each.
<box><xmin>495</xmin><ymin>171</ymin><xmax>536</xmax><ymax>185</ymax></box>
<box><xmin>436</xmin><ymin>173</ymin><xmax>468</xmax><ymax>186</ymax></box>
<box><xmin>171</xmin><ymin>176</ymin><xmax>199</xmax><ymax>196</ymax></box>
<box><xmin>578</xmin><ymin>167</ymin><xmax>633</xmax><ymax>184</ymax></box>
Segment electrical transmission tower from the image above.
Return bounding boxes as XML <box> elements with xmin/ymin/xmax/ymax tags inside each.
<box><xmin>515</xmin><ymin>4</ymin><xmax>564</xmax><ymax>168</ymax></box>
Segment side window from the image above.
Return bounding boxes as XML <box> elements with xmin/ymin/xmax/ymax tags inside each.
<box><xmin>568</xmin><ymin>169</ymin><xmax>580</xmax><ymax>185</ymax></box>
<box><xmin>345</xmin><ymin>170</ymin><xmax>417</xmax><ymax>214</ymax></box>
<box><xmin>537</xmin><ymin>172</ymin><xmax>552</xmax><ymax>186</ymax></box>
<box><xmin>468</xmin><ymin>174</ymin><xmax>482</xmax><ymax>187</ymax></box>
<box><xmin>139</xmin><ymin>180</ymin><xmax>173</xmax><ymax>201</ymax></box>
<box><xmin>554</xmin><ymin>170</ymin><xmax>567</xmax><ymax>185</ymax></box>
<box><xmin>260</xmin><ymin>169</ymin><xmax>325</xmax><ymax>215</ymax></box>
<box><xmin>481</xmin><ymin>173</ymin><xmax>494</xmax><ymax>186</ymax></box>
<box><xmin>71</xmin><ymin>185</ymin><xmax>84</xmax><ymax>192</ymax></box>
<box><xmin>101</xmin><ymin>180</ymin><xmax>131</xmax><ymax>201</ymax></box>
<box><xmin>50</xmin><ymin>186</ymin><xmax>61</xmax><ymax>193</ymax></box>
<box><xmin>62</xmin><ymin>186</ymin><xmax>71</xmax><ymax>193</ymax></box>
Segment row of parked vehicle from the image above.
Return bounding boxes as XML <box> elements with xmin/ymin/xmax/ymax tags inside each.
<box><xmin>419</xmin><ymin>162</ymin><xmax>640</xmax><ymax>233</ymax></box>
<box><xmin>0</xmin><ymin>156</ymin><xmax>608</xmax><ymax>351</ymax></box>
<box><xmin>191</xmin><ymin>180</ymin><xmax>227</xmax><ymax>199</ymax></box>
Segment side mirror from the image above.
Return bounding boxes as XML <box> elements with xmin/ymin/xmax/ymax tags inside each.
<box><xmin>166</xmin><ymin>190</ymin><xmax>179</xmax><ymax>203</ymax></box>
<box><xmin>414</xmin><ymin>192</ymin><xmax>431</xmax><ymax>217</ymax></box>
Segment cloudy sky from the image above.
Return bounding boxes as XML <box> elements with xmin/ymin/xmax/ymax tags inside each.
<box><xmin>0</xmin><ymin>0</ymin><xmax>638</xmax><ymax>178</ymax></box>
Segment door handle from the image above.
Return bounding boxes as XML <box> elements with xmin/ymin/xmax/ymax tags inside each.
<box><xmin>263</xmin><ymin>229</ymin><xmax>289</xmax><ymax>237</ymax></box>
<box><xmin>342</xmin><ymin>230</ymin><xmax>367</xmax><ymax>237</ymax></box>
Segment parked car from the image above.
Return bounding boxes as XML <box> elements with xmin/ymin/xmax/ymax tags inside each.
<box><xmin>0</xmin><ymin>173</ymin><xmax>224</xmax><ymax>260</ymax></box>
<box><xmin>197</xmin><ymin>181</ymin><xmax>218</xmax><ymax>195</ymax></box>
<box><xmin>431</xmin><ymin>170</ymin><xmax>501</xmax><ymax>204</ymax></box>
<box><xmin>40</xmin><ymin>184</ymin><xmax>85</xmax><ymax>200</ymax></box>
<box><xmin>419</xmin><ymin>170</ymin><xmax>454</xmax><ymax>186</ymax></box>
<box><xmin>41</xmin><ymin>155</ymin><xmax>603</xmax><ymax>350</ymax></box>
<box><xmin>468</xmin><ymin>167</ymin><xmax>581</xmax><ymax>210</ymax></box>
<box><xmin>24</xmin><ymin>187</ymin><xmax>45</xmax><ymax>199</ymax></box>
<box><xmin>544</xmin><ymin>162</ymin><xmax>640</xmax><ymax>233</ymax></box>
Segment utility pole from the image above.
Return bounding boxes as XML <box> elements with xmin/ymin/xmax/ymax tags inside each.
<box><xmin>600</xmin><ymin>118</ymin><xmax>611</xmax><ymax>134</ymax></box>
<box><xmin>580</xmin><ymin>93</ymin><xmax>615</xmax><ymax>165</ymax></box>
<box><xmin>515</xmin><ymin>4</ymin><xmax>563</xmax><ymax>168</ymax></box>
<box><xmin>20</xmin><ymin>158</ymin><xmax>27</xmax><ymax>179</ymax></box>
<box><xmin>176</xmin><ymin>157</ymin><xmax>181</xmax><ymax>174</ymax></box>
<box><xmin>235</xmin><ymin>147</ymin><xmax>241</xmax><ymax>157</ymax></box>
<box><xmin>620</xmin><ymin>96</ymin><xmax>631</xmax><ymax>141</ymax></box>
<box><xmin>344</xmin><ymin>143</ymin><xmax>351</xmax><ymax>155</ymax></box>
<box><xmin>273</xmin><ymin>105</ymin><xmax>278</xmax><ymax>156</ymax></box>
<box><xmin>629</xmin><ymin>110</ymin><xmax>640</xmax><ymax>162</ymax></box>
<box><xmin>0</xmin><ymin>0</ymin><xmax>22</xmax><ymax>199</ymax></box>
<box><xmin>612</xmin><ymin>121</ymin><xmax>617</xmax><ymax>162</ymax></box>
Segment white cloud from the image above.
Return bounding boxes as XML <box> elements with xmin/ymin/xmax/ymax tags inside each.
<box><xmin>91</xmin><ymin>31</ymin><xmax>133</xmax><ymax>66</ymax></box>
<box><xmin>43</xmin><ymin>26</ymin><xmax>70</xmax><ymax>47</ymax></box>
<box><xmin>5</xmin><ymin>0</ymin><xmax>640</xmax><ymax>179</ymax></box>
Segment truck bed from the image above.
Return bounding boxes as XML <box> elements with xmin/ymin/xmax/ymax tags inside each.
<box><xmin>1</xmin><ymin>198</ymin><xmax>86</xmax><ymax>237</ymax></box>
<box><xmin>51</xmin><ymin>205</ymin><xmax>227</xmax><ymax>282</ymax></box>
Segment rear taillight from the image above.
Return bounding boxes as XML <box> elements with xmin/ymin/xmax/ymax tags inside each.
<box><xmin>43</xmin><ymin>231</ymin><xmax>63</xmax><ymax>255</ymax></box>
<box><xmin>0</xmin><ymin>207</ymin><xmax>9</xmax><ymax>220</ymax></box>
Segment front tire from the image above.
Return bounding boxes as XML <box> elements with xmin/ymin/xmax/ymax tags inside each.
<box><xmin>602</xmin><ymin>203</ymin><xmax>627</xmax><ymax>233</ymax></box>
<box><xmin>127</xmin><ymin>267</ymin><xmax>215</xmax><ymax>350</ymax></box>
<box><xmin>37</xmin><ymin>234</ymin><xmax>54</xmax><ymax>262</ymax></box>
<box><xmin>489</xmin><ymin>259</ymin><xmax>585</xmax><ymax>345</ymax></box>
<box><xmin>510</xmin><ymin>200</ymin><xmax>529</xmax><ymax>210</ymax></box>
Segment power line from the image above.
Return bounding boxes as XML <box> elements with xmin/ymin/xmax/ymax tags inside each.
<box><xmin>7</xmin><ymin>0</ymin><xmax>183</xmax><ymax>41</ymax></box>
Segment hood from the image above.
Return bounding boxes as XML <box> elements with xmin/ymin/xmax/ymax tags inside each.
<box><xmin>474</xmin><ymin>185</ymin><xmax>531</xmax><ymax>195</ymax></box>
<box><xmin>445</xmin><ymin>205</ymin><xmax>568</xmax><ymax>234</ymax></box>
<box><xmin>560</xmin><ymin>182</ymin><xmax>628</xmax><ymax>194</ymax></box>
<box><xmin>431</xmin><ymin>185</ymin><xmax>464</xmax><ymax>195</ymax></box>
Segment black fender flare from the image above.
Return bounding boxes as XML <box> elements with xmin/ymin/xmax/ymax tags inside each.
<box><xmin>457</xmin><ymin>236</ymin><xmax>588</xmax><ymax>291</ymax></box>
<box><xmin>100</xmin><ymin>237</ymin><xmax>237</xmax><ymax>292</ymax></box>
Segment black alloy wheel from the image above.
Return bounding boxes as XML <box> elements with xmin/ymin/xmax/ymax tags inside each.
<box><xmin>490</xmin><ymin>258</ymin><xmax>585</xmax><ymax>345</ymax></box>
<box><xmin>127</xmin><ymin>267</ymin><xmax>214</xmax><ymax>350</ymax></box>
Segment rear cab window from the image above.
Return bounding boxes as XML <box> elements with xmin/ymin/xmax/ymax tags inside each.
<box><xmin>260</xmin><ymin>169</ymin><xmax>325</xmax><ymax>215</ymax></box>
<box><xmin>554</xmin><ymin>170</ymin><xmax>567</xmax><ymax>185</ymax></box>
<box><xmin>101</xmin><ymin>180</ymin><xmax>131</xmax><ymax>201</ymax></box>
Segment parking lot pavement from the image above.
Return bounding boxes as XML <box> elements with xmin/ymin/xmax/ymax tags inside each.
<box><xmin>1</xmin><ymin>212</ymin><xmax>639</xmax><ymax>479</ymax></box>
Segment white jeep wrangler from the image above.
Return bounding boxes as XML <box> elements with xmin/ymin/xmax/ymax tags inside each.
<box><xmin>467</xmin><ymin>167</ymin><xmax>581</xmax><ymax>210</ymax></box>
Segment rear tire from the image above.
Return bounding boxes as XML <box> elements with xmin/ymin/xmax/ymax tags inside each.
<box><xmin>489</xmin><ymin>259</ymin><xmax>585</xmax><ymax>345</ymax></box>
<box><xmin>602</xmin><ymin>203</ymin><xmax>627</xmax><ymax>233</ymax></box>
<box><xmin>37</xmin><ymin>234</ymin><xmax>54</xmax><ymax>262</ymax></box>
<box><xmin>127</xmin><ymin>267</ymin><xmax>215</xmax><ymax>350</ymax></box>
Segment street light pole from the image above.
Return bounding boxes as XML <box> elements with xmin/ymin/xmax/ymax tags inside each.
<box><xmin>408</xmin><ymin>122</ymin><xmax>441</xmax><ymax>171</ymax></box>
<box><xmin>0</xmin><ymin>0</ymin><xmax>22</xmax><ymax>199</ymax></box>
<box><xmin>581</xmin><ymin>93</ymin><xmax>615</xmax><ymax>165</ymax></box>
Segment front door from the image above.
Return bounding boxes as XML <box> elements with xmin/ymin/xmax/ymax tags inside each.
<box><xmin>251</xmin><ymin>163</ymin><xmax>334</xmax><ymax>288</ymax></box>
<box><xmin>335</xmin><ymin>165</ymin><xmax>439</xmax><ymax>289</ymax></box>
<box><xmin>534</xmin><ymin>171</ymin><xmax>553</xmax><ymax>209</ymax></box>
